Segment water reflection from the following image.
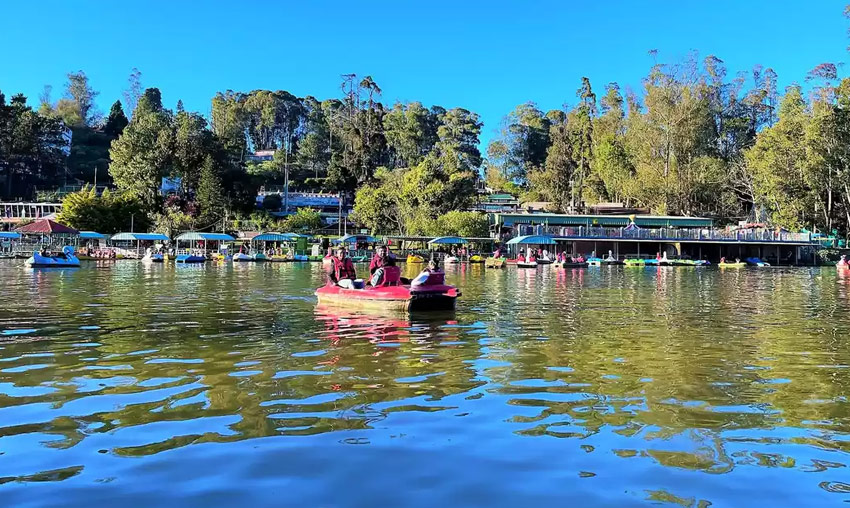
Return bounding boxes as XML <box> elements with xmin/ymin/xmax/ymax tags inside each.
<box><xmin>0</xmin><ymin>261</ymin><xmax>849</xmax><ymax>506</ymax></box>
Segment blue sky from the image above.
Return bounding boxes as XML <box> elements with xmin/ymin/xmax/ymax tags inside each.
<box><xmin>2</xmin><ymin>1</ymin><xmax>848</xmax><ymax>147</ymax></box>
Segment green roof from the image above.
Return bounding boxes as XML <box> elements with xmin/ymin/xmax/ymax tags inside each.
<box><xmin>497</xmin><ymin>213</ymin><xmax>712</xmax><ymax>228</ymax></box>
<box><xmin>488</xmin><ymin>193</ymin><xmax>518</xmax><ymax>201</ymax></box>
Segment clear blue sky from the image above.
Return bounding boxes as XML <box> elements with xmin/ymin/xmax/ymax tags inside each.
<box><xmin>2</xmin><ymin>1</ymin><xmax>848</xmax><ymax>147</ymax></box>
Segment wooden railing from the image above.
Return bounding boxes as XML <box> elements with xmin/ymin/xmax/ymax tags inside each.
<box><xmin>518</xmin><ymin>226</ymin><xmax>816</xmax><ymax>244</ymax></box>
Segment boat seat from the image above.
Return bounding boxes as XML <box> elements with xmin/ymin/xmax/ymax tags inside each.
<box><xmin>374</xmin><ymin>266</ymin><xmax>402</xmax><ymax>287</ymax></box>
<box><xmin>413</xmin><ymin>270</ymin><xmax>445</xmax><ymax>286</ymax></box>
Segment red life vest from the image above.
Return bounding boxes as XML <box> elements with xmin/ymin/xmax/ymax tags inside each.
<box><xmin>329</xmin><ymin>256</ymin><xmax>356</xmax><ymax>281</ymax></box>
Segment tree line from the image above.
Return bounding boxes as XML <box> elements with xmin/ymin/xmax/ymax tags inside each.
<box><xmin>3</xmin><ymin>5</ymin><xmax>850</xmax><ymax>237</ymax></box>
<box><xmin>0</xmin><ymin>70</ymin><xmax>488</xmax><ymax>235</ymax></box>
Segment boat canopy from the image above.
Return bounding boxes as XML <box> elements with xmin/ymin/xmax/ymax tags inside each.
<box><xmin>332</xmin><ymin>234</ymin><xmax>378</xmax><ymax>244</ymax></box>
<box><xmin>80</xmin><ymin>231</ymin><xmax>106</xmax><ymax>240</ymax></box>
<box><xmin>176</xmin><ymin>232</ymin><xmax>235</xmax><ymax>242</ymax></box>
<box><xmin>506</xmin><ymin>235</ymin><xmax>557</xmax><ymax>245</ymax></box>
<box><xmin>428</xmin><ymin>236</ymin><xmax>468</xmax><ymax>245</ymax></box>
<box><xmin>111</xmin><ymin>232</ymin><xmax>170</xmax><ymax>242</ymax></box>
<box><xmin>0</xmin><ymin>232</ymin><xmax>21</xmax><ymax>239</ymax></box>
<box><xmin>253</xmin><ymin>232</ymin><xmax>305</xmax><ymax>242</ymax></box>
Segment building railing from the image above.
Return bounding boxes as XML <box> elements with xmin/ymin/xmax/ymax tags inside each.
<box><xmin>1</xmin><ymin>202</ymin><xmax>63</xmax><ymax>221</ymax></box>
<box><xmin>517</xmin><ymin>226</ymin><xmax>816</xmax><ymax>244</ymax></box>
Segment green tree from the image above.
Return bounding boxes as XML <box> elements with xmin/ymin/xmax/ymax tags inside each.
<box><xmin>0</xmin><ymin>92</ymin><xmax>66</xmax><ymax>198</ymax></box>
<box><xmin>588</xmin><ymin>83</ymin><xmax>634</xmax><ymax>204</ymax></box>
<box><xmin>540</xmin><ymin>109</ymin><xmax>575</xmax><ymax>211</ymax></box>
<box><xmin>384</xmin><ymin>101</ymin><xmax>433</xmax><ymax>168</ymax></box>
<box><xmin>63</xmin><ymin>71</ymin><xmax>99</xmax><ymax>127</ymax></box>
<box><xmin>123</xmin><ymin>68</ymin><xmax>143</xmax><ymax>119</ymax></box>
<box><xmin>745</xmin><ymin>86</ymin><xmax>811</xmax><ymax>229</ymax></box>
<box><xmin>262</xmin><ymin>193</ymin><xmax>282</xmax><ymax>210</ymax></box>
<box><xmin>436</xmin><ymin>107</ymin><xmax>483</xmax><ymax>172</ymax></box>
<box><xmin>104</xmin><ymin>100</ymin><xmax>129</xmax><ymax>137</ymax></box>
<box><xmin>569</xmin><ymin>77</ymin><xmax>597</xmax><ymax>208</ymax></box>
<box><xmin>58</xmin><ymin>185</ymin><xmax>149</xmax><ymax>234</ymax></box>
<box><xmin>108</xmin><ymin>87</ymin><xmax>174</xmax><ymax>210</ymax></box>
<box><xmin>487</xmin><ymin>103</ymin><xmax>550</xmax><ymax>185</ymax></box>
<box><xmin>196</xmin><ymin>155</ymin><xmax>227</xmax><ymax>225</ymax></box>
<box><xmin>281</xmin><ymin>207</ymin><xmax>322</xmax><ymax>232</ymax></box>
<box><xmin>173</xmin><ymin>110</ymin><xmax>214</xmax><ymax>194</ymax></box>
<box><xmin>433</xmin><ymin>210</ymin><xmax>490</xmax><ymax>237</ymax></box>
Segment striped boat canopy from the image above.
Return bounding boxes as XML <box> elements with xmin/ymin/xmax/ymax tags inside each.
<box><xmin>428</xmin><ymin>236</ymin><xmax>468</xmax><ymax>245</ymax></box>
<box><xmin>253</xmin><ymin>232</ymin><xmax>306</xmax><ymax>242</ymax></box>
<box><xmin>175</xmin><ymin>232</ymin><xmax>235</xmax><ymax>242</ymax></box>
<box><xmin>111</xmin><ymin>232</ymin><xmax>170</xmax><ymax>241</ymax></box>
<box><xmin>332</xmin><ymin>234</ymin><xmax>378</xmax><ymax>244</ymax></box>
<box><xmin>506</xmin><ymin>235</ymin><xmax>557</xmax><ymax>245</ymax></box>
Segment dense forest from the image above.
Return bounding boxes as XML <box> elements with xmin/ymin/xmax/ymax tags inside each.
<box><xmin>3</xmin><ymin>7</ymin><xmax>850</xmax><ymax>236</ymax></box>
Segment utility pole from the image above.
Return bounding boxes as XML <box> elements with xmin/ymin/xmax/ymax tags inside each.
<box><xmin>284</xmin><ymin>139</ymin><xmax>290</xmax><ymax>214</ymax></box>
<box><xmin>130</xmin><ymin>214</ymin><xmax>134</xmax><ymax>233</ymax></box>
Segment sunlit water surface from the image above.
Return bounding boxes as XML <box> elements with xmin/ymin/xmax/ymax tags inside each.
<box><xmin>1</xmin><ymin>260</ymin><xmax>850</xmax><ymax>507</ymax></box>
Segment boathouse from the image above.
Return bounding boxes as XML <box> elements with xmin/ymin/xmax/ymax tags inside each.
<box><xmin>494</xmin><ymin>212</ymin><xmax>821</xmax><ymax>265</ymax></box>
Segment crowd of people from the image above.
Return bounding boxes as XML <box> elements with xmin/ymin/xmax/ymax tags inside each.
<box><xmin>76</xmin><ymin>247</ymin><xmax>117</xmax><ymax>259</ymax></box>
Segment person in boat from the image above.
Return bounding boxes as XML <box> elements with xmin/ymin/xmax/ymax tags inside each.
<box><xmin>839</xmin><ymin>255</ymin><xmax>849</xmax><ymax>267</ymax></box>
<box><xmin>517</xmin><ymin>251</ymin><xmax>526</xmax><ymax>262</ymax></box>
<box><xmin>369</xmin><ymin>245</ymin><xmax>396</xmax><ymax>286</ymax></box>
<box><xmin>412</xmin><ymin>258</ymin><xmax>441</xmax><ymax>286</ymax></box>
<box><xmin>328</xmin><ymin>245</ymin><xmax>358</xmax><ymax>289</ymax></box>
<box><xmin>720</xmin><ymin>256</ymin><xmax>727</xmax><ymax>264</ymax></box>
<box><xmin>605</xmin><ymin>250</ymin><xmax>615</xmax><ymax>262</ymax></box>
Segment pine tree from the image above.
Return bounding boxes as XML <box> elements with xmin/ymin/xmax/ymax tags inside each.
<box><xmin>196</xmin><ymin>155</ymin><xmax>226</xmax><ymax>225</ymax></box>
<box><xmin>104</xmin><ymin>100</ymin><xmax>129</xmax><ymax>137</ymax></box>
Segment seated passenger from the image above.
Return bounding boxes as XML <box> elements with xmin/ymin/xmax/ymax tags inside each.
<box><xmin>327</xmin><ymin>246</ymin><xmax>358</xmax><ymax>289</ymax></box>
<box><xmin>369</xmin><ymin>245</ymin><xmax>396</xmax><ymax>286</ymax></box>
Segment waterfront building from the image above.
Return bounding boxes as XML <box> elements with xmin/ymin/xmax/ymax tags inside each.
<box><xmin>494</xmin><ymin>212</ymin><xmax>820</xmax><ymax>265</ymax></box>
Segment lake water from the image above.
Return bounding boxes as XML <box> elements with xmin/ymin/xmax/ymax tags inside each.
<box><xmin>1</xmin><ymin>259</ymin><xmax>849</xmax><ymax>507</ymax></box>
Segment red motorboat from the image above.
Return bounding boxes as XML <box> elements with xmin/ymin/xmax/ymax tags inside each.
<box><xmin>315</xmin><ymin>266</ymin><xmax>459</xmax><ymax>312</ymax></box>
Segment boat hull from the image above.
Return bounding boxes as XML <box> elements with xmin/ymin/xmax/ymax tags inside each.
<box><xmin>315</xmin><ymin>284</ymin><xmax>458</xmax><ymax>312</ymax></box>
<box><xmin>485</xmin><ymin>257</ymin><xmax>506</xmax><ymax>268</ymax></box>
<box><xmin>25</xmin><ymin>251</ymin><xmax>80</xmax><ymax>268</ymax></box>
<box><xmin>517</xmin><ymin>262</ymin><xmax>538</xmax><ymax>268</ymax></box>
<box><xmin>176</xmin><ymin>254</ymin><xmax>206</xmax><ymax>263</ymax></box>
